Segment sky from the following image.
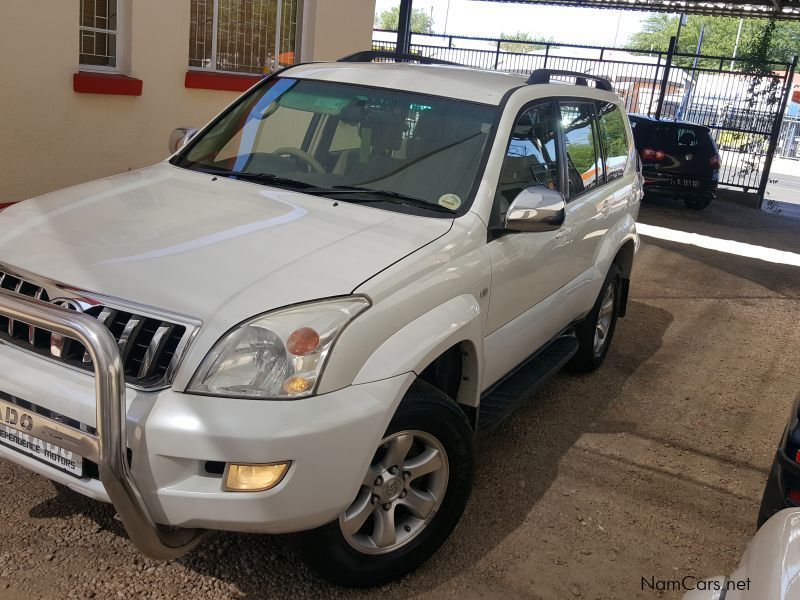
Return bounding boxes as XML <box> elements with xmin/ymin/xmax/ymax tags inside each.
<box><xmin>374</xmin><ymin>0</ymin><xmax>656</xmax><ymax>47</ymax></box>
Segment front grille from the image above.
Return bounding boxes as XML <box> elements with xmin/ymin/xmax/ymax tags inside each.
<box><xmin>0</xmin><ymin>268</ymin><xmax>196</xmax><ymax>390</ymax></box>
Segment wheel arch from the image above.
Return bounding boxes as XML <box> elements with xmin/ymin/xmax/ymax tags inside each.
<box><xmin>353</xmin><ymin>294</ymin><xmax>485</xmax><ymax>429</ymax></box>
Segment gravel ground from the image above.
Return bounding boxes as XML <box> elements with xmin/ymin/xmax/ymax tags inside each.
<box><xmin>1</xmin><ymin>196</ymin><xmax>800</xmax><ymax>600</ymax></box>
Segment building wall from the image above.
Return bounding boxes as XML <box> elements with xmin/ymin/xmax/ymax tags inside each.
<box><xmin>0</xmin><ymin>0</ymin><xmax>376</xmax><ymax>204</ymax></box>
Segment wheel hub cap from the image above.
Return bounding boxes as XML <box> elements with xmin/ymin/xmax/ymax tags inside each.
<box><xmin>376</xmin><ymin>475</ymin><xmax>403</xmax><ymax>503</ymax></box>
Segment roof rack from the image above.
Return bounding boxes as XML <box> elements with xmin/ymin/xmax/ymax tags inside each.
<box><xmin>528</xmin><ymin>69</ymin><xmax>613</xmax><ymax>92</ymax></box>
<box><xmin>337</xmin><ymin>50</ymin><xmax>460</xmax><ymax>66</ymax></box>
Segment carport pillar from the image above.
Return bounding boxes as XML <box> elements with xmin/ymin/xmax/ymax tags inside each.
<box><xmin>396</xmin><ymin>0</ymin><xmax>413</xmax><ymax>55</ymax></box>
<box><xmin>758</xmin><ymin>54</ymin><xmax>798</xmax><ymax>208</ymax></box>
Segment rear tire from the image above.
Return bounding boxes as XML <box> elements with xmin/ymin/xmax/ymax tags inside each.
<box><xmin>683</xmin><ymin>194</ymin><xmax>712</xmax><ymax>210</ymax></box>
<box><xmin>297</xmin><ymin>381</ymin><xmax>475</xmax><ymax>587</ymax></box>
<box><xmin>568</xmin><ymin>264</ymin><xmax>621</xmax><ymax>373</ymax></box>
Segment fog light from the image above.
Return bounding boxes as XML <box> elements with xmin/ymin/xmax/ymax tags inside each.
<box><xmin>224</xmin><ymin>462</ymin><xmax>290</xmax><ymax>492</ymax></box>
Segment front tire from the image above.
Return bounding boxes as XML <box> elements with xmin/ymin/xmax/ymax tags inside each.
<box><xmin>298</xmin><ymin>381</ymin><xmax>475</xmax><ymax>587</ymax></box>
<box><xmin>568</xmin><ymin>264</ymin><xmax>621</xmax><ymax>373</ymax></box>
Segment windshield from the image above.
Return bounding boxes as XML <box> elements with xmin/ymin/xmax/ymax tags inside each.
<box><xmin>172</xmin><ymin>77</ymin><xmax>497</xmax><ymax>215</ymax></box>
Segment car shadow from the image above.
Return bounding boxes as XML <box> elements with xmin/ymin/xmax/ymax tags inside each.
<box><xmin>29</xmin><ymin>483</ymin><xmax>124</xmax><ymax>534</ymax></box>
<box><xmin>25</xmin><ymin>300</ymin><xmax>672</xmax><ymax>598</ymax></box>
<box><xmin>175</xmin><ymin>299</ymin><xmax>672</xmax><ymax>598</ymax></box>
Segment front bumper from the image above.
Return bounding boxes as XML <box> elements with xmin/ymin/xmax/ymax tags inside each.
<box><xmin>0</xmin><ymin>290</ymin><xmax>412</xmax><ymax>555</ymax></box>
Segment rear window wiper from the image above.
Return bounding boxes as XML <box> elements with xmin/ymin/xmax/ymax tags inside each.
<box><xmin>302</xmin><ymin>186</ymin><xmax>457</xmax><ymax>214</ymax></box>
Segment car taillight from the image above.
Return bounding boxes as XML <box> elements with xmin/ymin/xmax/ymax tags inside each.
<box><xmin>640</xmin><ymin>147</ymin><xmax>665</xmax><ymax>162</ymax></box>
<box><xmin>710</xmin><ymin>155</ymin><xmax>721</xmax><ymax>170</ymax></box>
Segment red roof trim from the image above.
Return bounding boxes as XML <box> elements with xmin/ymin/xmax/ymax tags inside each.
<box><xmin>185</xmin><ymin>70</ymin><xmax>262</xmax><ymax>92</ymax></box>
<box><xmin>73</xmin><ymin>71</ymin><xmax>143</xmax><ymax>96</ymax></box>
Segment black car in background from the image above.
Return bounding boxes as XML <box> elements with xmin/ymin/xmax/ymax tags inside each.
<box><xmin>758</xmin><ymin>394</ymin><xmax>800</xmax><ymax>527</ymax></box>
<box><xmin>628</xmin><ymin>115</ymin><xmax>721</xmax><ymax>210</ymax></box>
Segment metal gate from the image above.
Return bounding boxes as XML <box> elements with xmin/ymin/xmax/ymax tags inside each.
<box><xmin>778</xmin><ymin>116</ymin><xmax>800</xmax><ymax>158</ymax></box>
<box><xmin>373</xmin><ymin>30</ymin><xmax>797</xmax><ymax>199</ymax></box>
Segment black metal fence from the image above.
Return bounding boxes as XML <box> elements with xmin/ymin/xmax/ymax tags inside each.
<box><xmin>374</xmin><ymin>30</ymin><xmax>797</xmax><ymax>197</ymax></box>
<box><xmin>778</xmin><ymin>116</ymin><xmax>800</xmax><ymax>158</ymax></box>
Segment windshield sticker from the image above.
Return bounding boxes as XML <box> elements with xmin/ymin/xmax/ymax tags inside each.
<box><xmin>438</xmin><ymin>194</ymin><xmax>462</xmax><ymax>211</ymax></box>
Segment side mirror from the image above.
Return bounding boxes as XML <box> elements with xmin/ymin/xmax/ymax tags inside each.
<box><xmin>169</xmin><ymin>127</ymin><xmax>199</xmax><ymax>154</ymax></box>
<box><xmin>504</xmin><ymin>187</ymin><xmax>566</xmax><ymax>232</ymax></box>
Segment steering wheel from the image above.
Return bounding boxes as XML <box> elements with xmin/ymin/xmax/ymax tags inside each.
<box><xmin>272</xmin><ymin>147</ymin><xmax>325</xmax><ymax>174</ymax></box>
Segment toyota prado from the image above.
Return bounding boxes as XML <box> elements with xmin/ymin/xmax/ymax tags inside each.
<box><xmin>0</xmin><ymin>52</ymin><xmax>640</xmax><ymax>587</ymax></box>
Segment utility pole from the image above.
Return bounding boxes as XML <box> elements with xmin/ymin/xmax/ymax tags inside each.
<box><xmin>613</xmin><ymin>12</ymin><xmax>623</xmax><ymax>47</ymax></box>
<box><xmin>731</xmin><ymin>18</ymin><xmax>744</xmax><ymax>70</ymax></box>
<box><xmin>675</xmin><ymin>13</ymin><xmax>687</xmax><ymax>51</ymax></box>
<box><xmin>678</xmin><ymin>24</ymin><xmax>705</xmax><ymax>119</ymax></box>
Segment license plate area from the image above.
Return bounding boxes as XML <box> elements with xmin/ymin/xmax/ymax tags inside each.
<box><xmin>0</xmin><ymin>423</ymin><xmax>84</xmax><ymax>476</ymax></box>
<box><xmin>0</xmin><ymin>393</ymin><xmax>97</xmax><ymax>477</ymax></box>
<box><xmin>671</xmin><ymin>177</ymin><xmax>701</xmax><ymax>188</ymax></box>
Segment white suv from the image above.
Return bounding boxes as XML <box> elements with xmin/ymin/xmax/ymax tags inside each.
<box><xmin>0</xmin><ymin>52</ymin><xmax>640</xmax><ymax>587</ymax></box>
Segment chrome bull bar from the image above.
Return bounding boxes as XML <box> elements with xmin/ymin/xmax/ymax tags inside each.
<box><xmin>0</xmin><ymin>288</ymin><xmax>207</xmax><ymax>559</ymax></box>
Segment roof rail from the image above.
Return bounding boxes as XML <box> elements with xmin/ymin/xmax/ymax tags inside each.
<box><xmin>528</xmin><ymin>69</ymin><xmax>613</xmax><ymax>91</ymax></box>
<box><xmin>337</xmin><ymin>50</ymin><xmax>460</xmax><ymax>66</ymax></box>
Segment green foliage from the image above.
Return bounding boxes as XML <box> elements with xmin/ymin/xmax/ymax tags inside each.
<box><xmin>627</xmin><ymin>14</ymin><xmax>800</xmax><ymax>64</ymax></box>
<box><xmin>499</xmin><ymin>32</ymin><xmax>554</xmax><ymax>54</ymax></box>
<box><xmin>375</xmin><ymin>6</ymin><xmax>434</xmax><ymax>34</ymax></box>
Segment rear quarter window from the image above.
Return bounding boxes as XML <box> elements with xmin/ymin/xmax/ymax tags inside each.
<box><xmin>597</xmin><ymin>103</ymin><xmax>629</xmax><ymax>182</ymax></box>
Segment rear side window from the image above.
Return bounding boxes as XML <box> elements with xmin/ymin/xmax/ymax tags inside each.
<box><xmin>560</xmin><ymin>101</ymin><xmax>602</xmax><ymax>196</ymax></box>
<box><xmin>597</xmin><ymin>103</ymin><xmax>629</xmax><ymax>182</ymax></box>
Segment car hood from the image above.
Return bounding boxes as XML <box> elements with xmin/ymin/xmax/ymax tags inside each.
<box><xmin>0</xmin><ymin>163</ymin><xmax>452</xmax><ymax>327</ymax></box>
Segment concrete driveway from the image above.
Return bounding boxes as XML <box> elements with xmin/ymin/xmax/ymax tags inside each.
<box><xmin>1</xmin><ymin>197</ymin><xmax>799</xmax><ymax>600</ymax></box>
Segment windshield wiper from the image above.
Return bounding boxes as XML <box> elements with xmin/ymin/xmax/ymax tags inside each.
<box><xmin>190</xmin><ymin>167</ymin><xmax>315</xmax><ymax>190</ymax></box>
<box><xmin>302</xmin><ymin>186</ymin><xmax>456</xmax><ymax>214</ymax></box>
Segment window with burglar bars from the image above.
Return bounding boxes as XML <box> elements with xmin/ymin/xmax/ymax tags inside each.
<box><xmin>79</xmin><ymin>0</ymin><xmax>121</xmax><ymax>69</ymax></box>
<box><xmin>189</xmin><ymin>0</ymin><xmax>298</xmax><ymax>75</ymax></box>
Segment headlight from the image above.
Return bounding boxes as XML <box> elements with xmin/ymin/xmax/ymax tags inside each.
<box><xmin>188</xmin><ymin>297</ymin><xmax>369</xmax><ymax>399</ymax></box>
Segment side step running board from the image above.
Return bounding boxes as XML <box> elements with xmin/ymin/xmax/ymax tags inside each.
<box><xmin>477</xmin><ymin>335</ymin><xmax>578</xmax><ymax>434</ymax></box>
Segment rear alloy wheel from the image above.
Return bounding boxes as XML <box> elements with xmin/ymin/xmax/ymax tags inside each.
<box><xmin>568</xmin><ymin>263</ymin><xmax>621</xmax><ymax>373</ymax></box>
<box><xmin>298</xmin><ymin>381</ymin><xmax>475</xmax><ymax>587</ymax></box>
<box><xmin>593</xmin><ymin>284</ymin><xmax>616</xmax><ymax>359</ymax></box>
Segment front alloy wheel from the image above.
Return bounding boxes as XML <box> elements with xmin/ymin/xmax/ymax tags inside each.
<box><xmin>298</xmin><ymin>381</ymin><xmax>475</xmax><ymax>587</ymax></box>
<box><xmin>340</xmin><ymin>430</ymin><xmax>449</xmax><ymax>554</ymax></box>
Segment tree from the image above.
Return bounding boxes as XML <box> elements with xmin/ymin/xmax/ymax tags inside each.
<box><xmin>375</xmin><ymin>6</ymin><xmax>434</xmax><ymax>34</ymax></box>
<box><xmin>499</xmin><ymin>32</ymin><xmax>554</xmax><ymax>54</ymax></box>
<box><xmin>627</xmin><ymin>14</ymin><xmax>800</xmax><ymax>64</ymax></box>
